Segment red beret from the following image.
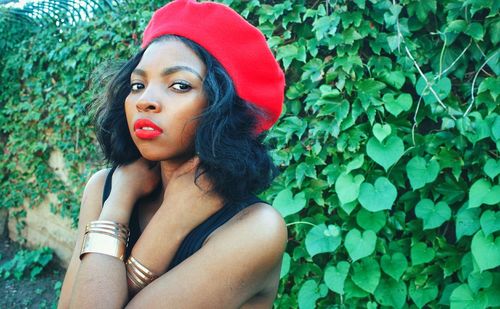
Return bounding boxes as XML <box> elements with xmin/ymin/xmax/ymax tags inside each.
<box><xmin>141</xmin><ymin>0</ymin><xmax>285</xmax><ymax>132</ymax></box>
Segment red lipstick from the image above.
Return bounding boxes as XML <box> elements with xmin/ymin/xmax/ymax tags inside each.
<box><xmin>134</xmin><ymin>119</ymin><xmax>163</xmax><ymax>140</ymax></box>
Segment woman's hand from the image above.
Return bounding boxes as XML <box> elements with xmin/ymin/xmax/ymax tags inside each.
<box><xmin>113</xmin><ymin>158</ymin><xmax>161</xmax><ymax>200</ymax></box>
<box><xmin>100</xmin><ymin>158</ymin><xmax>161</xmax><ymax>224</ymax></box>
<box><xmin>160</xmin><ymin>156</ymin><xmax>224</xmax><ymax>233</ymax></box>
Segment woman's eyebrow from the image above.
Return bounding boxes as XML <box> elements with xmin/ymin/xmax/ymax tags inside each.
<box><xmin>132</xmin><ymin>66</ymin><xmax>203</xmax><ymax>81</ymax></box>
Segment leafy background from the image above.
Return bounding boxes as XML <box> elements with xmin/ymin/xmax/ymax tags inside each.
<box><xmin>0</xmin><ymin>0</ymin><xmax>499</xmax><ymax>307</ymax></box>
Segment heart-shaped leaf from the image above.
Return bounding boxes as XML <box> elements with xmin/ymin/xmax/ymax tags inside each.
<box><xmin>366</xmin><ymin>136</ymin><xmax>404</xmax><ymax>171</ymax></box>
<box><xmin>415</xmin><ymin>199</ymin><xmax>451</xmax><ymax>230</ymax></box>
<box><xmin>298</xmin><ymin>280</ymin><xmax>328</xmax><ymax>309</ymax></box>
<box><xmin>351</xmin><ymin>258</ymin><xmax>381</xmax><ymax>294</ymax></box>
<box><xmin>409</xmin><ymin>281</ymin><xmax>438</xmax><ymax>308</ymax></box>
<box><xmin>305</xmin><ymin>224</ymin><xmax>342</xmax><ymax>257</ymax></box>
<box><xmin>373</xmin><ymin>123</ymin><xmax>392</xmax><ymax>142</ymax></box>
<box><xmin>455</xmin><ymin>206</ymin><xmax>481</xmax><ymax>241</ymax></box>
<box><xmin>381</xmin><ymin>71</ymin><xmax>406</xmax><ymax>89</ymax></box>
<box><xmin>335</xmin><ymin>173</ymin><xmax>364</xmax><ymax>204</ymax></box>
<box><xmin>411</xmin><ymin>242</ymin><xmax>435</xmax><ymax>265</ymax></box>
<box><xmin>339</xmin><ymin>200</ymin><xmax>358</xmax><ymax>215</ymax></box>
<box><xmin>272</xmin><ymin>189</ymin><xmax>306</xmax><ymax>218</ymax></box>
<box><xmin>280</xmin><ymin>253</ymin><xmax>291</xmax><ymax>279</ymax></box>
<box><xmin>406</xmin><ymin>156</ymin><xmax>440</xmax><ymax>190</ymax></box>
<box><xmin>416</xmin><ymin>75</ymin><xmax>452</xmax><ymax>104</ymax></box>
<box><xmin>356</xmin><ymin>209</ymin><xmax>386</xmax><ymax>233</ymax></box>
<box><xmin>383</xmin><ymin>93</ymin><xmax>413</xmax><ymax>116</ymax></box>
<box><xmin>480</xmin><ymin>210</ymin><xmax>500</xmax><ymax>236</ymax></box>
<box><xmin>374</xmin><ymin>277</ymin><xmax>407</xmax><ymax>309</ymax></box>
<box><xmin>484</xmin><ymin>159</ymin><xmax>500</xmax><ymax>180</ymax></box>
<box><xmin>450</xmin><ymin>284</ymin><xmax>488</xmax><ymax>308</ymax></box>
<box><xmin>345</xmin><ymin>228</ymin><xmax>377</xmax><ymax>262</ymax></box>
<box><xmin>345</xmin><ymin>155</ymin><xmax>364</xmax><ymax>174</ymax></box>
<box><xmin>324</xmin><ymin>261</ymin><xmax>350</xmax><ymax>294</ymax></box>
<box><xmin>358</xmin><ymin>177</ymin><xmax>397</xmax><ymax>212</ymax></box>
<box><xmin>468</xmin><ymin>271</ymin><xmax>493</xmax><ymax>294</ymax></box>
<box><xmin>471</xmin><ymin>230</ymin><xmax>500</xmax><ymax>272</ymax></box>
<box><xmin>381</xmin><ymin>252</ymin><xmax>407</xmax><ymax>281</ymax></box>
<box><xmin>469</xmin><ymin>178</ymin><xmax>500</xmax><ymax>208</ymax></box>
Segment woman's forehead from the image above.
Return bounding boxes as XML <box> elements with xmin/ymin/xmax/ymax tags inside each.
<box><xmin>135</xmin><ymin>40</ymin><xmax>206</xmax><ymax>77</ymax></box>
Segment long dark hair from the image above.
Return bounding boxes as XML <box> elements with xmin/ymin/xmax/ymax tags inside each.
<box><xmin>92</xmin><ymin>35</ymin><xmax>278</xmax><ymax>203</ymax></box>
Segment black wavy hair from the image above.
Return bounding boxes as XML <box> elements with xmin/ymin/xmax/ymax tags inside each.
<box><xmin>92</xmin><ymin>35</ymin><xmax>278</xmax><ymax>203</ymax></box>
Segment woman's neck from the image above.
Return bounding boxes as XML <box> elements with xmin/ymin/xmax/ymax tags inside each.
<box><xmin>159</xmin><ymin>156</ymin><xmax>193</xmax><ymax>192</ymax></box>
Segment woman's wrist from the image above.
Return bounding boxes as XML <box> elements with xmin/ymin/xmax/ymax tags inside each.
<box><xmin>100</xmin><ymin>193</ymin><xmax>137</xmax><ymax>225</ymax></box>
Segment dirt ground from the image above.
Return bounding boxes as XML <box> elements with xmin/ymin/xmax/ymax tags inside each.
<box><xmin>0</xmin><ymin>235</ymin><xmax>65</xmax><ymax>309</ymax></box>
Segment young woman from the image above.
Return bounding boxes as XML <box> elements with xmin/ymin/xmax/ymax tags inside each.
<box><xmin>57</xmin><ymin>0</ymin><xmax>287</xmax><ymax>308</ymax></box>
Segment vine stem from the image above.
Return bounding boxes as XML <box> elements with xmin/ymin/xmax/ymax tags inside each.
<box><xmin>463</xmin><ymin>50</ymin><xmax>498</xmax><ymax>117</ymax></box>
<box><xmin>286</xmin><ymin>221</ymin><xmax>317</xmax><ymax>228</ymax></box>
<box><xmin>403</xmin><ymin>44</ymin><xmax>456</xmax><ymax>120</ymax></box>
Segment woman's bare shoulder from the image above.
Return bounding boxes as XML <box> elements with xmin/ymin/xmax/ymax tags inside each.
<box><xmin>82</xmin><ymin>168</ymin><xmax>111</xmax><ymax>199</ymax></box>
<box><xmin>211</xmin><ymin>201</ymin><xmax>288</xmax><ymax>254</ymax></box>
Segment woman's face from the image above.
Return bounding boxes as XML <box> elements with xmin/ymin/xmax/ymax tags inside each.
<box><xmin>125</xmin><ymin>39</ymin><xmax>207</xmax><ymax>162</ymax></box>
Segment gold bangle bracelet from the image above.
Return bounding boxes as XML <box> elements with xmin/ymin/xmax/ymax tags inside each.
<box><xmin>85</xmin><ymin>221</ymin><xmax>130</xmax><ymax>243</ymax></box>
<box><xmin>126</xmin><ymin>256</ymin><xmax>158</xmax><ymax>290</ymax></box>
<box><xmin>79</xmin><ymin>231</ymin><xmax>127</xmax><ymax>261</ymax></box>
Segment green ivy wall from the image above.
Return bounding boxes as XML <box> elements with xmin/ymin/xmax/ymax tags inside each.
<box><xmin>0</xmin><ymin>0</ymin><xmax>498</xmax><ymax>307</ymax></box>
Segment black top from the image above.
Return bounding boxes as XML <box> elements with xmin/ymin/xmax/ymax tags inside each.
<box><xmin>102</xmin><ymin>166</ymin><xmax>262</xmax><ymax>270</ymax></box>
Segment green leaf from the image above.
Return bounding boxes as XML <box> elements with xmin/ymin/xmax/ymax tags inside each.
<box><xmin>409</xmin><ymin>281</ymin><xmax>438</xmax><ymax>308</ymax></box>
<box><xmin>383</xmin><ymin>93</ymin><xmax>413</xmax><ymax>116</ymax></box>
<box><xmin>345</xmin><ymin>228</ymin><xmax>377</xmax><ymax>262</ymax></box>
<box><xmin>356</xmin><ymin>209</ymin><xmax>386</xmax><ymax>233</ymax></box>
<box><xmin>446</xmin><ymin>20</ymin><xmax>467</xmax><ymax>33</ymax></box>
<box><xmin>415</xmin><ymin>75</ymin><xmax>452</xmax><ymax>104</ymax></box>
<box><xmin>465</xmin><ymin>22</ymin><xmax>484</xmax><ymax>40</ymax></box>
<box><xmin>406</xmin><ymin>156</ymin><xmax>440</xmax><ymax>190</ymax></box>
<box><xmin>358</xmin><ymin>177</ymin><xmax>397</xmax><ymax>212</ymax></box>
<box><xmin>351</xmin><ymin>258</ymin><xmax>381</xmax><ymax>294</ymax></box>
<box><xmin>324</xmin><ymin>261</ymin><xmax>350</xmax><ymax>294</ymax></box>
<box><xmin>468</xmin><ymin>271</ymin><xmax>493</xmax><ymax>294</ymax></box>
<box><xmin>415</xmin><ymin>199</ymin><xmax>451</xmax><ymax>230</ymax></box>
<box><xmin>356</xmin><ymin>79</ymin><xmax>386</xmax><ymax>94</ymax></box>
<box><xmin>374</xmin><ymin>277</ymin><xmax>407</xmax><ymax>309</ymax></box>
<box><xmin>456</xmin><ymin>206</ymin><xmax>481</xmax><ymax>241</ymax></box>
<box><xmin>366</xmin><ymin>136</ymin><xmax>404</xmax><ymax>171</ymax></box>
<box><xmin>450</xmin><ymin>284</ymin><xmax>488</xmax><ymax>309</ymax></box>
<box><xmin>480</xmin><ymin>210</ymin><xmax>500</xmax><ymax>236</ymax></box>
<box><xmin>484</xmin><ymin>159</ymin><xmax>500</xmax><ymax>180</ymax></box>
<box><xmin>280</xmin><ymin>252</ymin><xmax>291</xmax><ymax>279</ymax></box>
<box><xmin>335</xmin><ymin>173</ymin><xmax>364</xmax><ymax>205</ymax></box>
<box><xmin>381</xmin><ymin>252</ymin><xmax>408</xmax><ymax>281</ymax></box>
<box><xmin>468</xmin><ymin>178</ymin><xmax>500</xmax><ymax>208</ymax></box>
<box><xmin>471</xmin><ymin>230</ymin><xmax>500</xmax><ymax>272</ymax></box>
<box><xmin>372</xmin><ymin>123</ymin><xmax>391</xmax><ymax>142</ymax></box>
<box><xmin>305</xmin><ymin>224</ymin><xmax>342</xmax><ymax>257</ymax></box>
<box><xmin>297</xmin><ymin>280</ymin><xmax>328</xmax><ymax>309</ymax></box>
<box><xmin>381</xmin><ymin>71</ymin><xmax>405</xmax><ymax>89</ymax></box>
<box><xmin>345</xmin><ymin>155</ymin><xmax>364</xmax><ymax>174</ymax></box>
<box><xmin>411</xmin><ymin>242</ymin><xmax>435</xmax><ymax>265</ymax></box>
<box><xmin>272</xmin><ymin>189</ymin><xmax>307</xmax><ymax>218</ymax></box>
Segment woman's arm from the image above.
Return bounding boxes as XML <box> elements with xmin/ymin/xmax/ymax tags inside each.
<box><xmin>59</xmin><ymin>159</ymin><xmax>160</xmax><ymax>309</ymax></box>
<box><xmin>126</xmin><ymin>203</ymin><xmax>287</xmax><ymax>308</ymax></box>
<box><xmin>57</xmin><ymin>169</ymin><xmax>110</xmax><ymax>309</ymax></box>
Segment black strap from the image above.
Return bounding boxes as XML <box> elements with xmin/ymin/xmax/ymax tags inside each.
<box><xmin>101</xmin><ymin>166</ymin><xmax>117</xmax><ymax>206</ymax></box>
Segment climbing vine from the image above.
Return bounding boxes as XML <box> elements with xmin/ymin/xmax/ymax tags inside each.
<box><xmin>0</xmin><ymin>0</ymin><xmax>498</xmax><ymax>307</ymax></box>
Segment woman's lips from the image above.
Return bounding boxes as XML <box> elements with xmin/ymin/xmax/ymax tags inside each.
<box><xmin>134</xmin><ymin>118</ymin><xmax>163</xmax><ymax>140</ymax></box>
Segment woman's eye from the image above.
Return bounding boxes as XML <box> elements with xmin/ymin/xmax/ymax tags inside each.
<box><xmin>171</xmin><ymin>82</ymin><xmax>192</xmax><ymax>92</ymax></box>
<box><xmin>130</xmin><ymin>83</ymin><xmax>144</xmax><ymax>92</ymax></box>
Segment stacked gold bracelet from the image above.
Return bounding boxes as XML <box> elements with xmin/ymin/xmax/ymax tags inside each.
<box><xmin>79</xmin><ymin>220</ymin><xmax>130</xmax><ymax>261</ymax></box>
<box><xmin>126</xmin><ymin>256</ymin><xmax>159</xmax><ymax>291</ymax></box>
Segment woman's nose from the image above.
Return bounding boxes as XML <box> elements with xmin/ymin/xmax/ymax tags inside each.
<box><xmin>136</xmin><ymin>98</ymin><xmax>161</xmax><ymax>113</ymax></box>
